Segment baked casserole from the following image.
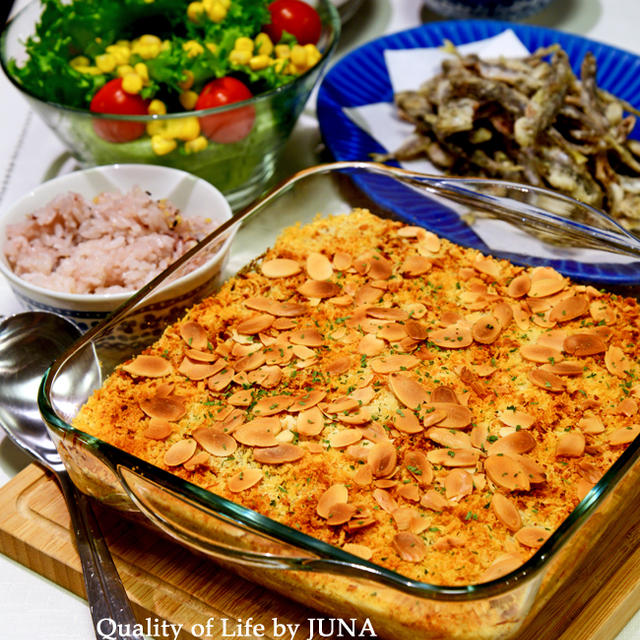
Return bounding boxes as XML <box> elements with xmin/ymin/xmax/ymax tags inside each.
<box><xmin>73</xmin><ymin>208</ymin><xmax>640</xmax><ymax>589</ymax></box>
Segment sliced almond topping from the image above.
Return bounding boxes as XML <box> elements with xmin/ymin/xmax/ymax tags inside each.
<box><xmin>179</xmin><ymin>321</ymin><xmax>209</xmax><ymax>350</ymax></box>
<box><xmin>393</xmin><ymin>506</ymin><xmax>422</xmax><ymax>531</ymax></box>
<box><xmin>235</xmin><ymin>417</ymin><xmax>281</xmax><ymax>447</ymax></box>
<box><xmin>378</xmin><ymin>323</ymin><xmax>407</xmax><ymax>342</ymax></box>
<box><xmin>368</xmin><ymin>441</ymin><xmax>397</xmax><ymax>477</ymax></box>
<box><xmin>366</xmin><ymin>307</ymin><xmax>409</xmax><ymax>322</ymax></box>
<box><xmin>444</xmin><ymin>468</ymin><xmax>474</xmax><ymax>501</ymax></box>
<box><xmin>605</xmin><ymin>345</ymin><xmax>631</xmax><ymax>378</ymax></box>
<box><xmin>193</xmin><ymin>428</ymin><xmax>238</xmax><ymax>457</ymax></box>
<box><xmin>540</xmin><ymin>361</ymin><xmax>584</xmax><ymax>376</ymax></box>
<box><xmin>354</xmin><ymin>284</ymin><xmax>382</xmax><ymax>306</ymax></box>
<box><xmin>163</xmin><ymin>439</ymin><xmax>197</xmax><ymax>467</ymax></box>
<box><xmin>342</xmin><ymin>543</ymin><xmax>373</xmax><ymax>560</ymax></box>
<box><xmin>478</xmin><ymin>553</ymin><xmax>525</xmax><ymax>582</ymax></box>
<box><xmin>397</xmin><ymin>225</ymin><xmax>425</xmax><ymax>239</ymax></box>
<box><xmin>511</xmin><ymin>303</ymin><xmax>530</xmax><ymax>330</ymax></box>
<box><xmin>183</xmin><ymin>451</ymin><xmax>210</xmax><ymax>471</ymax></box>
<box><xmin>498</xmin><ymin>410</ymin><xmax>535</xmax><ymax>430</ymax></box>
<box><xmin>227</xmin><ymin>389</ymin><xmax>253</xmax><ymax>407</ymax></box>
<box><xmin>401</xmin><ymin>320</ymin><xmax>426</xmax><ymax>343</ymax></box>
<box><xmin>353</xmin><ymin>463</ymin><xmax>373</xmax><ymax>486</ymax></box>
<box><xmin>397</xmin><ymin>484</ymin><xmax>420</xmax><ymax>502</ymax></box>
<box><xmin>491</xmin><ymin>493</ymin><xmax>522</xmax><ymax>532</ymax></box>
<box><xmin>420</xmin><ymin>489</ymin><xmax>448</xmax><ymax>511</ymax></box>
<box><xmin>528</xmin><ymin>278</ymin><xmax>566</xmax><ymax>298</ymax></box>
<box><xmin>564</xmin><ymin>333</ymin><xmax>606</xmax><ymax>357</ymax></box>
<box><xmin>423</xmin><ymin>403</ymin><xmax>472</xmax><ymax>429</ymax></box>
<box><xmin>402</xmin><ymin>255</ymin><xmax>432</xmax><ymax>277</ymax></box>
<box><xmin>520</xmin><ymin>344</ymin><xmax>563</xmax><ymax>364</ymax></box>
<box><xmin>184</xmin><ymin>349</ymin><xmax>219</xmax><ymax>364</ymax></box>
<box><xmin>515</xmin><ymin>526</ymin><xmax>551</xmax><ymax>548</ymax></box>
<box><xmin>473</xmin><ymin>255</ymin><xmax>502</xmax><ymax>280</ymax></box>
<box><xmin>333</xmin><ymin>251</ymin><xmax>352</xmax><ymax>270</ymax></box>
<box><xmin>368</xmin><ymin>256</ymin><xmax>393</xmax><ymax>280</ymax></box>
<box><xmin>349</xmin><ymin>386</ymin><xmax>375</xmax><ymax>405</ymax></box>
<box><xmin>485</xmin><ymin>455</ymin><xmax>530</xmax><ymax>491</ymax></box>
<box><xmin>358</xmin><ymin>334</ymin><xmax>386</xmax><ymax>356</ymax></box>
<box><xmin>512</xmin><ymin>454</ymin><xmax>546</xmax><ymax>484</ymax></box>
<box><xmin>589</xmin><ymin>300</ymin><xmax>616</xmax><ymax>324</ymax></box>
<box><xmin>236</xmin><ymin>314</ymin><xmax>274</xmax><ymax>335</ymax></box>
<box><xmin>122</xmin><ymin>355</ymin><xmax>173</xmax><ymax>378</ymax></box>
<box><xmin>432</xmin><ymin>386</ymin><xmax>459</xmax><ymax>404</ymax></box>
<box><xmin>178</xmin><ymin>357</ymin><xmax>222</xmax><ymax>381</ymax></box>
<box><xmin>228</xmin><ymin>468</ymin><xmax>263</xmax><ymax>493</ymax></box>
<box><xmin>527</xmin><ymin>368</ymin><xmax>564</xmax><ymax>392</ymax></box>
<box><xmin>253</xmin><ymin>394</ymin><xmax>294</xmax><ymax>416</ymax></box>
<box><xmin>392</xmin><ymin>532</ymin><xmax>426</xmax><ymax>563</ymax></box>
<box><xmin>487</xmin><ymin>431</ymin><xmax>536</xmax><ymax>456</ymax></box>
<box><xmin>393</xmin><ymin>410</ymin><xmax>423</xmax><ymax>434</ymax></box>
<box><xmin>404</xmin><ymin>450</ymin><xmax>433</xmax><ymax>486</ymax></box>
<box><xmin>507</xmin><ymin>274</ymin><xmax>531</xmax><ymax>298</ymax></box>
<box><xmin>291</xmin><ymin>344</ymin><xmax>316</xmax><ymax>360</ymax></box>
<box><xmin>288</xmin><ymin>389</ymin><xmax>326</xmax><ymax>412</ymax></box>
<box><xmin>317</xmin><ymin>483</ymin><xmax>348</xmax><ymax>518</ymax></box>
<box><xmin>549</xmin><ymin>295</ymin><xmax>588</xmax><ymax>323</ymax></box>
<box><xmin>294</xmin><ymin>406</ymin><xmax>324</xmax><ymax>436</ymax></box>
<box><xmin>578</xmin><ymin>460</ymin><xmax>603</xmax><ymax>484</ymax></box>
<box><xmin>472</xmin><ymin>314</ymin><xmax>501</xmax><ymax>344</ymax></box>
<box><xmin>492</xmin><ymin>302</ymin><xmax>513</xmax><ymax>329</ymax></box>
<box><xmin>273</xmin><ymin>318</ymin><xmax>297</xmax><ymax>330</ymax></box>
<box><xmin>428</xmin><ymin>324</ymin><xmax>473</xmax><ymax>349</ymax></box>
<box><xmin>556</xmin><ymin>431</ymin><xmax>585</xmax><ymax>457</ymax></box>
<box><xmin>329</xmin><ymin>429</ymin><xmax>363</xmax><ymax>449</ymax></box>
<box><xmin>306</xmin><ymin>252</ymin><xmax>333</xmax><ymax>281</ymax></box>
<box><xmin>326</xmin><ymin>503</ymin><xmax>357</xmax><ymax>526</ymax></box>
<box><xmin>329</xmin><ymin>294</ymin><xmax>354</xmax><ymax>307</ymax></box>
<box><xmin>608</xmin><ymin>425</ymin><xmax>640</xmax><ymax>446</ymax></box>
<box><xmin>370</xmin><ymin>354</ymin><xmax>419</xmax><ymax>374</ymax></box>
<box><xmin>207</xmin><ymin>367</ymin><xmax>234</xmax><ymax>392</ymax></box>
<box><xmin>326</xmin><ymin>397</ymin><xmax>360</xmax><ymax>414</ymax></box>
<box><xmin>253</xmin><ymin>443</ymin><xmax>304</xmax><ymax>464</ymax></box>
<box><xmin>143</xmin><ymin>418</ymin><xmax>173</xmax><ymax>440</ymax></box>
<box><xmin>537</xmin><ymin>330</ymin><xmax>568</xmax><ymax>353</ymax></box>
<box><xmin>297</xmin><ymin>280</ymin><xmax>340</xmax><ymax>299</ymax></box>
<box><xmin>427</xmin><ymin>448</ymin><xmax>478</xmax><ymax>467</ymax></box>
<box><xmin>388</xmin><ymin>373</ymin><xmax>429</xmax><ymax>410</ymax></box>
<box><xmin>139</xmin><ymin>395</ymin><xmax>186</xmax><ymax>421</ymax></box>
<box><xmin>289</xmin><ymin>327</ymin><xmax>324</xmax><ymax>347</ymax></box>
<box><xmin>427</xmin><ymin>428</ymin><xmax>472</xmax><ymax>450</ymax></box>
<box><xmin>470</xmin><ymin>423</ymin><xmax>489</xmax><ymax>449</ymax></box>
<box><xmin>373</xmin><ymin>488</ymin><xmax>398</xmax><ymax>513</ymax></box>
<box><xmin>335</xmin><ymin>407</ymin><xmax>370</xmax><ymax>425</ymax></box>
<box><xmin>323</xmin><ymin>356</ymin><xmax>351</xmax><ymax>376</ymax></box>
<box><xmin>248</xmin><ymin>365</ymin><xmax>283</xmax><ymax>389</ymax></box>
<box><xmin>422</xmin><ymin>408</ymin><xmax>447</xmax><ymax>427</ymax></box>
<box><xmin>261</xmin><ymin>258</ymin><xmax>301</xmax><ymax>278</ymax></box>
<box><xmin>418</xmin><ymin>231</ymin><xmax>441</xmax><ymax>254</ymax></box>
<box><xmin>578</xmin><ymin>416</ymin><xmax>605</xmax><ymax>434</ymax></box>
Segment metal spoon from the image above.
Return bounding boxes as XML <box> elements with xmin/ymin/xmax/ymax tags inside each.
<box><xmin>0</xmin><ymin>312</ymin><xmax>143</xmax><ymax>640</ymax></box>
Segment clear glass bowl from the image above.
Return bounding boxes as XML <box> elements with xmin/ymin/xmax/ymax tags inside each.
<box><xmin>0</xmin><ymin>0</ymin><xmax>340</xmax><ymax>210</ymax></box>
<box><xmin>39</xmin><ymin>163</ymin><xmax>640</xmax><ymax>640</ymax></box>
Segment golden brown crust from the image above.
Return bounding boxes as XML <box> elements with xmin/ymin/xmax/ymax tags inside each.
<box><xmin>74</xmin><ymin>209</ymin><xmax>640</xmax><ymax>585</ymax></box>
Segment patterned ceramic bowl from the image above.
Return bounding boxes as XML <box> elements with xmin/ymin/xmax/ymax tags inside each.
<box><xmin>0</xmin><ymin>164</ymin><xmax>235</xmax><ymax>335</ymax></box>
<box><xmin>423</xmin><ymin>0</ymin><xmax>557</xmax><ymax>19</ymax></box>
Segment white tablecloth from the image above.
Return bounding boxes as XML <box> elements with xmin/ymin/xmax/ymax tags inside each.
<box><xmin>1</xmin><ymin>0</ymin><xmax>640</xmax><ymax>638</ymax></box>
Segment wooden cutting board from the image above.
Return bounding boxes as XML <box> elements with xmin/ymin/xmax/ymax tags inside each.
<box><xmin>0</xmin><ymin>464</ymin><xmax>639</xmax><ymax>640</ymax></box>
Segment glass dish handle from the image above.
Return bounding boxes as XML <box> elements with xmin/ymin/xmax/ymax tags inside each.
<box><xmin>116</xmin><ymin>466</ymin><xmax>432</xmax><ymax>593</ymax></box>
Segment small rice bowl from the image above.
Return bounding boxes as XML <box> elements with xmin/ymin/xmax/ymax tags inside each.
<box><xmin>3</xmin><ymin>187</ymin><xmax>214</xmax><ymax>295</ymax></box>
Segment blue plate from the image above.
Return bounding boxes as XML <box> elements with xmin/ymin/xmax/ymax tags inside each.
<box><xmin>317</xmin><ymin>20</ymin><xmax>640</xmax><ymax>285</ymax></box>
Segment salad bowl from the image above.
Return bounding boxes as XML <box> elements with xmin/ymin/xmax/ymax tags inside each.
<box><xmin>1</xmin><ymin>0</ymin><xmax>340</xmax><ymax>210</ymax></box>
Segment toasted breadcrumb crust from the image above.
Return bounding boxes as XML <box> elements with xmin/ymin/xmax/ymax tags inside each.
<box><xmin>74</xmin><ymin>209</ymin><xmax>640</xmax><ymax>585</ymax></box>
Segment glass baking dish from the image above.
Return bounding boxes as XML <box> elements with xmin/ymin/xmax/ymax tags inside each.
<box><xmin>38</xmin><ymin>162</ymin><xmax>640</xmax><ymax>640</ymax></box>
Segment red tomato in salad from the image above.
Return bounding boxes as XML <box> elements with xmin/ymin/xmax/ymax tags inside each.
<box><xmin>195</xmin><ymin>77</ymin><xmax>255</xmax><ymax>144</ymax></box>
<box><xmin>264</xmin><ymin>0</ymin><xmax>322</xmax><ymax>45</ymax></box>
<box><xmin>89</xmin><ymin>78</ymin><xmax>149</xmax><ymax>143</ymax></box>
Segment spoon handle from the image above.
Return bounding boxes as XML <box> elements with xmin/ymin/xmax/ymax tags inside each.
<box><xmin>56</xmin><ymin>471</ymin><xmax>144</xmax><ymax>640</ymax></box>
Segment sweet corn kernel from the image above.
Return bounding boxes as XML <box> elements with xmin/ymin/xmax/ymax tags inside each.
<box><xmin>116</xmin><ymin>64</ymin><xmax>135</xmax><ymax>77</ymax></box>
<box><xmin>134</xmin><ymin>62</ymin><xmax>149</xmax><ymax>82</ymax></box>
<box><xmin>173</xmin><ymin>116</ymin><xmax>200</xmax><ymax>141</ymax></box>
<box><xmin>184</xmin><ymin>136</ymin><xmax>208</xmax><ymax>154</ymax></box>
<box><xmin>255</xmin><ymin>33</ymin><xmax>273</xmax><ymax>56</ymax></box>
<box><xmin>205</xmin><ymin>42</ymin><xmax>218</xmax><ymax>55</ymax></box>
<box><xmin>291</xmin><ymin>45</ymin><xmax>307</xmax><ymax>67</ymax></box>
<box><xmin>187</xmin><ymin>1</ymin><xmax>204</xmax><ymax>21</ymax></box>
<box><xmin>207</xmin><ymin>1</ymin><xmax>227</xmax><ymax>22</ymax></box>
<box><xmin>183</xmin><ymin>40</ymin><xmax>204</xmax><ymax>58</ymax></box>
<box><xmin>122</xmin><ymin>73</ymin><xmax>143</xmax><ymax>94</ymax></box>
<box><xmin>95</xmin><ymin>53</ymin><xmax>117</xmax><ymax>73</ymax></box>
<box><xmin>179</xmin><ymin>90</ymin><xmax>199</xmax><ymax>110</ymax></box>
<box><xmin>146</xmin><ymin>120</ymin><xmax>164</xmax><ymax>136</ymax></box>
<box><xmin>219</xmin><ymin>0</ymin><xmax>231</xmax><ymax>7</ymax></box>
<box><xmin>132</xmin><ymin>42</ymin><xmax>161</xmax><ymax>59</ymax></box>
<box><xmin>178</xmin><ymin>70</ymin><xmax>195</xmax><ymax>90</ymax></box>
<box><xmin>70</xmin><ymin>56</ymin><xmax>90</xmax><ymax>69</ymax></box>
<box><xmin>275</xmin><ymin>44</ymin><xmax>291</xmax><ymax>59</ymax></box>
<box><xmin>151</xmin><ymin>135</ymin><xmax>177</xmax><ymax>155</ymax></box>
<box><xmin>76</xmin><ymin>65</ymin><xmax>102</xmax><ymax>75</ymax></box>
<box><xmin>272</xmin><ymin>58</ymin><xmax>287</xmax><ymax>73</ymax></box>
<box><xmin>106</xmin><ymin>44</ymin><xmax>130</xmax><ymax>65</ymax></box>
<box><xmin>249</xmin><ymin>54</ymin><xmax>270</xmax><ymax>71</ymax></box>
<box><xmin>116</xmin><ymin>40</ymin><xmax>131</xmax><ymax>48</ymax></box>
<box><xmin>304</xmin><ymin>44</ymin><xmax>321</xmax><ymax>63</ymax></box>
<box><xmin>229</xmin><ymin>49</ymin><xmax>251</xmax><ymax>65</ymax></box>
<box><xmin>235</xmin><ymin>37</ymin><xmax>254</xmax><ymax>52</ymax></box>
<box><xmin>202</xmin><ymin>0</ymin><xmax>214</xmax><ymax>10</ymax></box>
<box><xmin>139</xmin><ymin>34</ymin><xmax>162</xmax><ymax>47</ymax></box>
<box><xmin>161</xmin><ymin>39</ymin><xmax>172</xmax><ymax>52</ymax></box>
<box><xmin>148</xmin><ymin>99</ymin><xmax>167</xmax><ymax>115</ymax></box>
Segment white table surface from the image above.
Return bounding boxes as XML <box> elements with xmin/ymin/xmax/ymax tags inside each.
<box><xmin>1</xmin><ymin>0</ymin><xmax>640</xmax><ymax>638</ymax></box>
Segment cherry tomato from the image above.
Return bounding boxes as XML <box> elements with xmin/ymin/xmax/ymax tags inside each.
<box><xmin>264</xmin><ymin>0</ymin><xmax>322</xmax><ymax>46</ymax></box>
<box><xmin>89</xmin><ymin>78</ymin><xmax>149</xmax><ymax>143</ymax></box>
<box><xmin>195</xmin><ymin>77</ymin><xmax>255</xmax><ymax>144</ymax></box>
